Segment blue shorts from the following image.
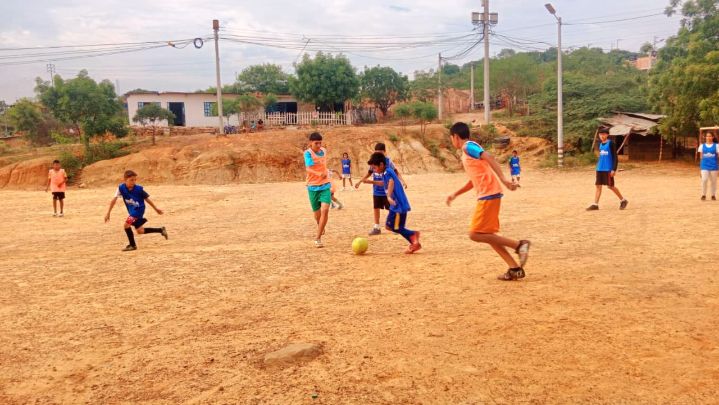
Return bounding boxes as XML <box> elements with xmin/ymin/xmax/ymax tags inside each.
<box><xmin>386</xmin><ymin>210</ymin><xmax>408</xmax><ymax>231</ymax></box>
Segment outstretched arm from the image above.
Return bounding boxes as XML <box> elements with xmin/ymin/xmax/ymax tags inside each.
<box><xmin>104</xmin><ymin>198</ymin><xmax>118</xmax><ymax>222</ymax></box>
<box><xmin>145</xmin><ymin>198</ymin><xmax>164</xmax><ymax>215</ymax></box>
<box><xmin>447</xmin><ymin>180</ymin><xmax>474</xmax><ymax>206</ymax></box>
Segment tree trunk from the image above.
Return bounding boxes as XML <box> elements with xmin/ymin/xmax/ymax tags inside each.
<box><xmin>152</xmin><ymin>126</ymin><xmax>156</xmax><ymax>146</ymax></box>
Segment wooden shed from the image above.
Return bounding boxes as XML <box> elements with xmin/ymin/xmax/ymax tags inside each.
<box><xmin>596</xmin><ymin>112</ymin><xmax>667</xmax><ymax>161</ymax></box>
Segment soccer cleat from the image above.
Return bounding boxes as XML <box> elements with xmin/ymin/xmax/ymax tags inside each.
<box><xmin>330</xmin><ymin>202</ymin><xmax>336</xmax><ymax>209</ymax></box>
<box><xmin>161</xmin><ymin>227</ymin><xmax>168</xmax><ymax>240</ymax></box>
<box><xmin>53</xmin><ymin>213</ymin><xmax>58</xmax><ymax>217</ymax></box>
<box><xmin>516</xmin><ymin>240</ymin><xmax>531</xmax><ymax>267</ymax></box>
<box><xmin>713</xmin><ymin>196</ymin><xmax>717</xmax><ymax>201</ymax></box>
<box><xmin>497</xmin><ymin>267</ymin><xmax>525</xmax><ymax>281</ymax></box>
<box><xmin>122</xmin><ymin>245</ymin><xmax>137</xmax><ymax>252</ymax></box>
<box><xmin>701</xmin><ymin>195</ymin><xmax>707</xmax><ymax>201</ymax></box>
<box><xmin>586</xmin><ymin>204</ymin><xmax>599</xmax><ymax>211</ymax></box>
<box><xmin>620</xmin><ymin>199</ymin><xmax>629</xmax><ymax>210</ymax></box>
<box><xmin>337</xmin><ymin>201</ymin><xmax>344</xmax><ymax>210</ymax></box>
<box><xmin>314</xmin><ymin>239</ymin><xmax>324</xmax><ymax>248</ymax></box>
<box><xmin>368</xmin><ymin>228</ymin><xmax>381</xmax><ymax>236</ymax></box>
<box><xmin>405</xmin><ymin>231</ymin><xmax>422</xmax><ymax>254</ymax></box>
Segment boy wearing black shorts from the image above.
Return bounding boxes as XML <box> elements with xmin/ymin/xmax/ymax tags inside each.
<box><xmin>356</xmin><ymin>143</ymin><xmax>407</xmax><ymax>235</ymax></box>
<box><xmin>104</xmin><ymin>170</ymin><xmax>168</xmax><ymax>251</ymax></box>
<box><xmin>587</xmin><ymin>128</ymin><xmax>628</xmax><ymax>211</ymax></box>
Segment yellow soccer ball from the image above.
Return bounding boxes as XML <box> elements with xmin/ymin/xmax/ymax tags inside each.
<box><xmin>352</xmin><ymin>237</ymin><xmax>368</xmax><ymax>255</ymax></box>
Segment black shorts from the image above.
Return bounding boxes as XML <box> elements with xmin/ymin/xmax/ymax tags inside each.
<box><xmin>52</xmin><ymin>192</ymin><xmax>65</xmax><ymax>200</ymax></box>
<box><xmin>595</xmin><ymin>171</ymin><xmax>615</xmax><ymax>187</ymax></box>
<box><xmin>373</xmin><ymin>195</ymin><xmax>390</xmax><ymax>210</ymax></box>
<box><xmin>126</xmin><ymin>216</ymin><xmax>148</xmax><ymax>229</ymax></box>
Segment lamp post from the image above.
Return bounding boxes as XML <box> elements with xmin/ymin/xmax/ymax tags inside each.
<box><xmin>545</xmin><ymin>3</ymin><xmax>563</xmax><ymax>167</ymax></box>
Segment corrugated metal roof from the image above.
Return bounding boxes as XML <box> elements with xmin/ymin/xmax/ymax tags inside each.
<box><xmin>599</xmin><ymin>112</ymin><xmax>664</xmax><ymax>136</ymax></box>
<box><xmin>617</xmin><ymin>112</ymin><xmax>665</xmax><ymax>121</ymax></box>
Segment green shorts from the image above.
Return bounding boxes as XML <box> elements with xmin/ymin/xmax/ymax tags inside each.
<box><xmin>308</xmin><ymin>188</ymin><xmax>332</xmax><ymax>211</ymax></box>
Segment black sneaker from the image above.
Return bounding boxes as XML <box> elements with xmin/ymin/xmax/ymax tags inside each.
<box><xmin>122</xmin><ymin>245</ymin><xmax>137</xmax><ymax>252</ymax></box>
<box><xmin>498</xmin><ymin>267</ymin><xmax>525</xmax><ymax>281</ymax></box>
<box><xmin>701</xmin><ymin>195</ymin><xmax>707</xmax><ymax>201</ymax></box>
<box><xmin>161</xmin><ymin>227</ymin><xmax>168</xmax><ymax>240</ymax></box>
<box><xmin>619</xmin><ymin>199</ymin><xmax>629</xmax><ymax>210</ymax></box>
<box><xmin>713</xmin><ymin>196</ymin><xmax>717</xmax><ymax>201</ymax></box>
<box><xmin>586</xmin><ymin>204</ymin><xmax>599</xmax><ymax>211</ymax></box>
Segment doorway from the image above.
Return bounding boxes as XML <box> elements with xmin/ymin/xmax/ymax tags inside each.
<box><xmin>168</xmin><ymin>102</ymin><xmax>186</xmax><ymax>126</ymax></box>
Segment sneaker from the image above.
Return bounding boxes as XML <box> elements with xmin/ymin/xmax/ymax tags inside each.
<box><xmin>53</xmin><ymin>213</ymin><xmax>58</xmax><ymax>217</ymax></box>
<box><xmin>122</xmin><ymin>245</ymin><xmax>137</xmax><ymax>252</ymax></box>
<box><xmin>161</xmin><ymin>227</ymin><xmax>168</xmax><ymax>240</ymax></box>
<box><xmin>330</xmin><ymin>203</ymin><xmax>336</xmax><ymax>209</ymax></box>
<box><xmin>405</xmin><ymin>231</ymin><xmax>422</xmax><ymax>254</ymax></box>
<box><xmin>314</xmin><ymin>239</ymin><xmax>324</xmax><ymax>248</ymax></box>
<box><xmin>586</xmin><ymin>204</ymin><xmax>599</xmax><ymax>211</ymax></box>
<box><xmin>713</xmin><ymin>196</ymin><xmax>717</xmax><ymax>201</ymax></box>
<box><xmin>619</xmin><ymin>199</ymin><xmax>629</xmax><ymax>210</ymax></box>
<box><xmin>516</xmin><ymin>240</ymin><xmax>531</xmax><ymax>267</ymax></box>
<box><xmin>701</xmin><ymin>195</ymin><xmax>707</xmax><ymax>201</ymax></box>
<box><xmin>497</xmin><ymin>267</ymin><xmax>525</xmax><ymax>281</ymax></box>
<box><xmin>337</xmin><ymin>202</ymin><xmax>344</xmax><ymax>210</ymax></box>
<box><xmin>368</xmin><ymin>228</ymin><xmax>381</xmax><ymax>236</ymax></box>
<box><xmin>58</xmin><ymin>213</ymin><xmax>64</xmax><ymax>217</ymax></box>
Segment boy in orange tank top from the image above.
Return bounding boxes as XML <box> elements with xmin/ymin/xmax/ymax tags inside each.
<box><xmin>46</xmin><ymin>159</ymin><xmax>68</xmax><ymax>217</ymax></box>
<box><xmin>303</xmin><ymin>132</ymin><xmax>332</xmax><ymax>248</ymax></box>
<box><xmin>446</xmin><ymin>122</ymin><xmax>531</xmax><ymax>281</ymax></box>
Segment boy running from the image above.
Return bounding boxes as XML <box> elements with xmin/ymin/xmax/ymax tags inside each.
<box><xmin>367</xmin><ymin>152</ymin><xmax>421</xmax><ymax>253</ymax></box>
<box><xmin>509</xmin><ymin>150</ymin><xmax>521</xmax><ymax>186</ymax></box>
<box><xmin>304</xmin><ymin>132</ymin><xmax>331</xmax><ymax>248</ymax></box>
<box><xmin>586</xmin><ymin>128</ymin><xmax>628</xmax><ymax>211</ymax></box>
<box><xmin>355</xmin><ymin>142</ymin><xmax>407</xmax><ymax>235</ymax></box>
<box><xmin>46</xmin><ymin>159</ymin><xmax>68</xmax><ymax>217</ymax></box>
<box><xmin>447</xmin><ymin>122</ymin><xmax>530</xmax><ymax>281</ymax></box>
<box><xmin>104</xmin><ymin>170</ymin><xmax>168</xmax><ymax>251</ymax></box>
<box><xmin>341</xmin><ymin>152</ymin><xmax>354</xmax><ymax>190</ymax></box>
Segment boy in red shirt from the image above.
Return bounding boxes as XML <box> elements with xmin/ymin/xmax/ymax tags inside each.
<box><xmin>46</xmin><ymin>159</ymin><xmax>68</xmax><ymax>217</ymax></box>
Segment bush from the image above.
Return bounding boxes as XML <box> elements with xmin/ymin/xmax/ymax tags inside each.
<box><xmin>388</xmin><ymin>133</ymin><xmax>400</xmax><ymax>143</ymax></box>
<box><xmin>50</xmin><ymin>131</ymin><xmax>78</xmax><ymax>145</ymax></box>
<box><xmin>476</xmin><ymin>123</ymin><xmax>499</xmax><ymax>144</ymax></box>
<box><xmin>83</xmin><ymin>140</ymin><xmax>129</xmax><ymax>165</ymax></box>
<box><xmin>58</xmin><ymin>150</ymin><xmax>83</xmax><ymax>181</ymax></box>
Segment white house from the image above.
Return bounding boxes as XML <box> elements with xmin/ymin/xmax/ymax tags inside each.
<box><xmin>125</xmin><ymin>92</ymin><xmax>303</xmax><ymax>127</ymax></box>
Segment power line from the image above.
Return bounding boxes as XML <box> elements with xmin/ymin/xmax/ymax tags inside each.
<box><xmin>564</xmin><ymin>13</ymin><xmax>666</xmax><ymax>26</ymax></box>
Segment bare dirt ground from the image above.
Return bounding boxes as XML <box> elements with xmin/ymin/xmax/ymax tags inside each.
<box><xmin>1</xmin><ymin>164</ymin><xmax>718</xmax><ymax>404</ymax></box>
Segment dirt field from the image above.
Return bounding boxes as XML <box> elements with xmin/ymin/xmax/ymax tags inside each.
<box><xmin>1</xmin><ymin>164</ymin><xmax>717</xmax><ymax>404</ymax></box>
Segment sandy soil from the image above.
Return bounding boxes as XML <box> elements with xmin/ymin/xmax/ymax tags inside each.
<box><xmin>1</xmin><ymin>164</ymin><xmax>717</xmax><ymax>404</ymax></box>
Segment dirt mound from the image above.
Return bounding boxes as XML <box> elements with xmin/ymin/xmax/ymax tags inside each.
<box><xmin>0</xmin><ymin>157</ymin><xmax>51</xmax><ymax>189</ymax></box>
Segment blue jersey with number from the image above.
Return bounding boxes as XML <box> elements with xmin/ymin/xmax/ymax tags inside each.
<box><xmin>700</xmin><ymin>143</ymin><xmax>718</xmax><ymax>171</ymax></box>
<box><xmin>118</xmin><ymin>183</ymin><xmax>148</xmax><ymax>218</ymax></box>
<box><xmin>341</xmin><ymin>159</ymin><xmax>351</xmax><ymax>174</ymax></box>
<box><xmin>596</xmin><ymin>141</ymin><xmax>614</xmax><ymax>172</ymax></box>
<box><xmin>509</xmin><ymin>156</ymin><xmax>521</xmax><ymax>175</ymax></box>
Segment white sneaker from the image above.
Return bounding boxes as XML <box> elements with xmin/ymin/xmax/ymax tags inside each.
<box><xmin>314</xmin><ymin>239</ymin><xmax>324</xmax><ymax>248</ymax></box>
<box><xmin>58</xmin><ymin>213</ymin><xmax>64</xmax><ymax>217</ymax></box>
<box><xmin>53</xmin><ymin>213</ymin><xmax>58</xmax><ymax>217</ymax></box>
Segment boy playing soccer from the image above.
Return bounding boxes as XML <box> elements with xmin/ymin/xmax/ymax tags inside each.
<box><xmin>104</xmin><ymin>170</ymin><xmax>168</xmax><ymax>251</ymax></box>
<box><xmin>46</xmin><ymin>159</ymin><xmax>68</xmax><ymax>217</ymax></box>
<box><xmin>341</xmin><ymin>152</ymin><xmax>354</xmax><ymax>190</ymax></box>
<box><xmin>355</xmin><ymin>142</ymin><xmax>408</xmax><ymax>235</ymax></box>
<box><xmin>509</xmin><ymin>150</ymin><xmax>521</xmax><ymax>186</ymax></box>
<box><xmin>447</xmin><ymin>122</ymin><xmax>531</xmax><ymax>281</ymax></box>
<box><xmin>367</xmin><ymin>152</ymin><xmax>421</xmax><ymax>253</ymax></box>
<box><xmin>304</xmin><ymin>132</ymin><xmax>331</xmax><ymax>248</ymax></box>
<box><xmin>586</xmin><ymin>128</ymin><xmax>628</xmax><ymax>211</ymax></box>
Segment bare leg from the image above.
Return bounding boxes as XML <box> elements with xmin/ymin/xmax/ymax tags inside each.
<box><xmin>608</xmin><ymin>186</ymin><xmax>624</xmax><ymax>200</ymax></box>
<box><xmin>52</xmin><ymin>199</ymin><xmax>57</xmax><ymax>213</ymax></box>
<box><xmin>373</xmin><ymin>208</ymin><xmax>380</xmax><ymax>226</ymax></box>
<box><xmin>59</xmin><ymin>199</ymin><xmax>64</xmax><ymax>213</ymax></box>
<box><xmin>349</xmin><ymin>177</ymin><xmax>354</xmax><ymax>187</ymax></box>
<box><xmin>342</xmin><ymin>178</ymin><xmax>347</xmax><ymax>188</ymax></box>
<box><xmin>594</xmin><ymin>185</ymin><xmax>603</xmax><ymax>204</ymax></box>
<box><xmin>489</xmin><ymin>243</ymin><xmax>520</xmax><ymax>268</ymax></box>
<box><xmin>316</xmin><ymin>204</ymin><xmax>330</xmax><ymax>240</ymax></box>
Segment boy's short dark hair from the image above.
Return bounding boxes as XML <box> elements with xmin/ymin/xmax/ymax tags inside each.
<box><xmin>450</xmin><ymin>122</ymin><xmax>471</xmax><ymax>139</ymax></box>
<box><xmin>512</xmin><ymin>150</ymin><xmax>518</xmax><ymax>153</ymax></box>
<box><xmin>343</xmin><ymin>152</ymin><xmax>349</xmax><ymax>157</ymax></box>
<box><xmin>309</xmin><ymin>132</ymin><xmax>322</xmax><ymax>141</ymax></box>
<box><xmin>367</xmin><ymin>152</ymin><xmax>386</xmax><ymax>167</ymax></box>
<box><xmin>598</xmin><ymin>127</ymin><xmax>610</xmax><ymax>135</ymax></box>
<box><xmin>374</xmin><ymin>142</ymin><xmax>386</xmax><ymax>151</ymax></box>
<box><xmin>124</xmin><ymin>170</ymin><xmax>138</xmax><ymax>179</ymax></box>
<box><xmin>52</xmin><ymin>159</ymin><xmax>60</xmax><ymax>164</ymax></box>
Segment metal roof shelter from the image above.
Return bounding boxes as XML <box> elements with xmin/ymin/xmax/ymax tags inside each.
<box><xmin>594</xmin><ymin>112</ymin><xmax>667</xmax><ymax>160</ymax></box>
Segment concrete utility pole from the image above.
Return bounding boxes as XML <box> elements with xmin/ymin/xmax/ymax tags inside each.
<box><xmin>470</xmin><ymin>63</ymin><xmax>475</xmax><ymax>111</ymax></box>
<box><xmin>545</xmin><ymin>3</ymin><xmax>564</xmax><ymax>167</ymax></box>
<box><xmin>482</xmin><ymin>0</ymin><xmax>490</xmax><ymax>125</ymax></box>
<box><xmin>213</xmin><ymin>19</ymin><xmax>225</xmax><ymax>135</ymax></box>
<box><xmin>46</xmin><ymin>63</ymin><xmax>56</xmax><ymax>87</ymax></box>
<box><xmin>438</xmin><ymin>52</ymin><xmax>443</xmax><ymax>120</ymax></box>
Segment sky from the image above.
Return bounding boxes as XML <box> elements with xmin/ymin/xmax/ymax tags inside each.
<box><xmin>0</xmin><ymin>0</ymin><xmax>682</xmax><ymax>103</ymax></box>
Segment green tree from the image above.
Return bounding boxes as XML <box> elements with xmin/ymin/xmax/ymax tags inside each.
<box><xmin>639</xmin><ymin>42</ymin><xmax>654</xmax><ymax>55</ymax></box>
<box><xmin>132</xmin><ymin>103</ymin><xmax>175</xmax><ymax>145</ymax></box>
<box><xmin>650</xmin><ymin>0</ymin><xmax>719</xmax><ymax>141</ymax></box>
<box><xmin>410</xmin><ymin>101</ymin><xmax>438</xmax><ymax>137</ymax></box>
<box><xmin>394</xmin><ymin>103</ymin><xmax>412</xmax><ymax>134</ymax></box>
<box><xmin>359</xmin><ymin>66</ymin><xmax>409</xmax><ymax>116</ymax></box>
<box><xmin>7</xmin><ymin>99</ymin><xmax>44</xmax><ymax>144</ymax></box>
<box><xmin>236</xmin><ymin>64</ymin><xmax>289</xmax><ymax>94</ymax></box>
<box><xmin>35</xmin><ymin>70</ymin><xmax>126</xmax><ymax>147</ymax></box>
<box><xmin>289</xmin><ymin>52</ymin><xmax>360</xmax><ymax>111</ymax></box>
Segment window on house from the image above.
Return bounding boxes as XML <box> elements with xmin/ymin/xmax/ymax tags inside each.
<box><xmin>204</xmin><ymin>102</ymin><xmax>217</xmax><ymax>117</ymax></box>
<box><xmin>138</xmin><ymin>101</ymin><xmax>161</xmax><ymax>109</ymax></box>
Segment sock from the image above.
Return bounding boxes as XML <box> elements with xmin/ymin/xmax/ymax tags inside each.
<box><xmin>374</xmin><ymin>223</ymin><xmax>380</xmax><ymax>229</ymax></box>
<box><xmin>397</xmin><ymin>228</ymin><xmax>415</xmax><ymax>243</ymax></box>
<box><xmin>144</xmin><ymin>227</ymin><xmax>163</xmax><ymax>234</ymax></box>
<box><xmin>124</xmin><ymin>228</ymin><xmax>136</xmax><ymax>247</ymax></box>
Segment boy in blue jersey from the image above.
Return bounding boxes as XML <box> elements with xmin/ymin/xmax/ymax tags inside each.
<box><xmin>587</xmin><ymin>128</ymin><xmax>628</xmax><ymax>211</ymax></box>
<box><xmin>367</xmin><ymin>152</ymin><xmax>421</xmax><ymax>253</ymax></box>
<box><xmin>356</xmin><ymin>142</ymin><xmax>408</xmax><ymax>235</ymax></box>
<box><xmin>508</xmin><ymin>150</ymin><xmax>521</xmax><ymax>186</ymax></box>
<box><xmin>697</xmin><ymin>131</ymin><xmax>718</xmax><ymax>200</ymax></box>
<box><xmin>340</xmin><ymin>152</ymin><xmax>354</xmax><ymax>190</ymax></box>
<box><xmin>104</xmin><ymin>170</ymin><xmax>168</xmax><ymax>251</ymax></box>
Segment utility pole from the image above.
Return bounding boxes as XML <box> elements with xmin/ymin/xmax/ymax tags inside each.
<box><xmin>438</xmin><ymin>53</ymin><xmax>443</xmax><ymax>120</ymax></box>
<box><xmin>213</xmin><ymin>19</ymin><xmax>225</xmax><ymax>135</ymax></box>
<box><xmin>46</xmin><ymin>63</ymin><xmax>56</xmax><ymax>87</ymax></box>
<box><xmin>545</xmin><ymin>3</ymin><xmax>563</xmax><ymax>167</ymax></box>
<box><xmin>470</xmin><ymin>63</ymin><xmax>475</xmax><ymax>111</ymax></box>
<box><xmin>482</xmin><ymin>0</ymin><xmax>490</xmax><ymax>125</ymax></box>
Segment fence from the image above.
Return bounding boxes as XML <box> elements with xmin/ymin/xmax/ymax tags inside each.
<box><xmin>231</xmin><ymin>111</ymin><xmax>351</xmax><ymax>127</ymax></box>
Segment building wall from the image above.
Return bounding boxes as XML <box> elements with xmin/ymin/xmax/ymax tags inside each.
<box><xmin>127</xmin><ymin>93</ymin><xmax>305</xmax><ymax>127</ymax></box>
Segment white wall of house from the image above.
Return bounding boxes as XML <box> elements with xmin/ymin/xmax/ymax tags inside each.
<box><xmin>126</xmin><ymin>93</ymin><xmax>301</xmax><ymax>127</ymax></box>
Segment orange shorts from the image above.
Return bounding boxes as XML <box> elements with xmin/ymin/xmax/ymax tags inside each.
<box><xmin>469</xmin><ymin>198</ymin><xmax>501</xmax><ymax>234</ymax></box>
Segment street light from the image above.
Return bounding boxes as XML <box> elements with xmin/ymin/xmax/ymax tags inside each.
<box><xmin>545</xmin><ymin>3</ymin><xmax>563</xmax><ymax>167</ymax></box>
